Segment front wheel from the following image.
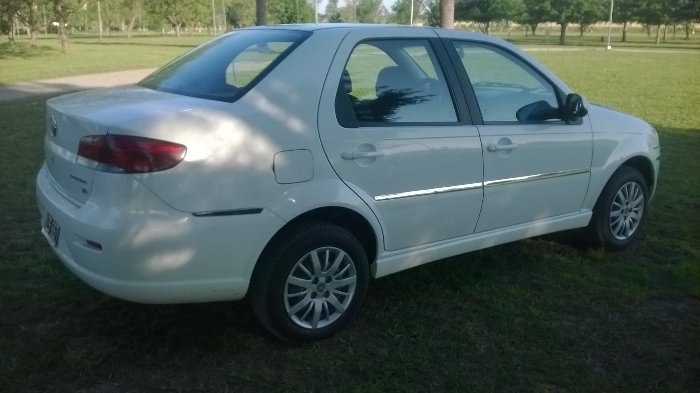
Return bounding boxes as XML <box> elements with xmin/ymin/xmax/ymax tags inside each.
<box><xmin>249</xmin><ymin>222</ymin><xmax>369</xmax><ymax>342</ymax></box>
<box><xmin>587</xmin><ymin>166</ymin><xmax>649</xmax><ymax>250</ymax></box>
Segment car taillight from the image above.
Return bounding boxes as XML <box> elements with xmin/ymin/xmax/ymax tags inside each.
<box><xmin>77</xmin><ymin>135</ymin><xmax>186</xmax><ymax>173</ymax></box>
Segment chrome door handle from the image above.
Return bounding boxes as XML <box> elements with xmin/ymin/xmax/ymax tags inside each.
<box><xmin>341</xmin><ymin>151</ymin><xmax>385</xmax><ymax>160</ymax></box>
<box><xmin>487</xmin><ymin>143</ymin><xmax>518</xmax><ymax>152</ymax></box>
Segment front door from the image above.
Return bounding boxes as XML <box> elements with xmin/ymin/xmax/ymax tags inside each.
<box><xmin>318</xmin><ymin>30</ymin><xmax>484</xmax><ymax>251</ymax></box>
<box><xmin>448</xmin><ymin>40</ymin><xmax>593</xmax><ymax>232</ymax></box>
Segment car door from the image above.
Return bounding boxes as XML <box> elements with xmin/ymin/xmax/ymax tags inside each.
<box><xmin>446</xmin><ymin>40</ymin><xmax>593</xmax><ymax>233</ymax></box>
<box><xmin>317</xmin><ymin>29</ymin><xmax>484</xmax><ymax>251</ymax></box>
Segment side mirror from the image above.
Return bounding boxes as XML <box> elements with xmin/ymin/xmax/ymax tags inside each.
<box><xmin>564</xmin><ymin>93</ymin><xmax>588</xmax><ymax>124</ymax></box>
<box><xmin>516</xmin><ymin>100</ymin><xmax>559</xmax><ymax>122</ymax></box>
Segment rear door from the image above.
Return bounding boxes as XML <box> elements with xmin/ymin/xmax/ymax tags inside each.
<box><xmin>318</xmin><ymin>29</ymin><xmax>484</xmax><ymax>251</ymax></box>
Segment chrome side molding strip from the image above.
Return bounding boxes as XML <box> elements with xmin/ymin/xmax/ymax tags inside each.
<box><xmin>483</xmin><ymin>168</ymin><xmax>590</xmax><ymax>188</ymax></box>
<box><xmin>374</xmin><ymin>168</ymin><xmax>589</xmax><ymax>201</ymax></box>
<box><xmin>374</xmin><ymin>182</ymin><xmax>482</xmax><ymax>201</ymax></box>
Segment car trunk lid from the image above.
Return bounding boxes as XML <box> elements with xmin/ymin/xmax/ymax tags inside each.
<box><xmin>43</xmin><ymin>86</ymin><xmax>195</xmax><ymax>205</ymax></box>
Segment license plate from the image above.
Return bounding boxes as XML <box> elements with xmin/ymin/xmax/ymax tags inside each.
<box><xmin>44</xmin><ymin>213</ymin><xmax>61</xmax><ymax>247</ymax></box>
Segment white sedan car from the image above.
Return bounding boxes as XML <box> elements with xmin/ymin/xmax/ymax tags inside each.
<box><xmin>37</xmin><ymin>24</ymin><xmax>660</xmax><ymax>342</ymax></box>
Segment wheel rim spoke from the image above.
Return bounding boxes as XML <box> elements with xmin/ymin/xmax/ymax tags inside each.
<box><xmin>327</xmin><ymin>294</ymin><xmax>346</xmax><ymax>312</ymax></box>
<box><xmin>287</xmin><ymin>276</ymin><xmax>313</xmax><ymax>290</ymax></box>
<box><xmin>311</xmin><ymin>300</ymin><xmax>323</xmax><ymax>329</ymax></box>
<box><xmin>310</xmin><ymin>250</ymin><xmax>322</xmax><ymax>276</ymax></box>
<box><xmin>330</xmin><ymin>276</ymin><xmax>356</xmax><ymax>289</ymax></box>
<box><xmin>288</xmin><ymin>294</ymin><xmax>313</xmax><ymax>315</ymax></box>
<box><xmin>327</xmin><ymin>250</ymin><xmax>346</xmax><ymax>276</ymax></box>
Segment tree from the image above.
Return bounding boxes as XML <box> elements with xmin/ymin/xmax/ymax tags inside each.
<box><xmin>146</xmin><ymin>0</ymin><xmax>207</xmax><ymax>37</ymax></box>
<box><xmin>455</xmin><ymin>0</ymin><xmax>524</xmax><ymax>34</ymax></box>
<box><xmin>227</xmin><ymin>0</ymin><xmax>255</xmax><ymax>28</ymax></box>
<box><xmin>424</xmin><ymin>0</ymin><xmax>440</xmax><ymax>26</ymax></box>
<box><xmin>636</xmin><ymin>0</ymin><xmax>671</xmax><ymax>44</ymax></box>
<box><xmin>0</xmin><ymin>0</ymin><xmax>22</xmax><ymax>44</ymax></box>
<box><xmin>256</xmin><ymin>0</ymin><xmax>265</xmax><ymax>25</ymax></box>
<box><xmin>519</xmin><ymin>0</ymin><xmax>553</xmax><ymax>35</ymax></box>
<box><xmin>337</xmin><ymin>0</ymin><xmax>357</xmax><ymax>22</ymax></box>
<box><xmin>324</xmin><ymin>0</ymin><xmax>338</xmax><ymax>16</ymax></box>
<box><xmin>12</xmin><ymin>0</ymin><xmax>42</xmax><ymax>45</ymax></box>
<box><xmin>674</xmin><ymin>0</ymin><xmax>700</xmax><ymax>39</ymax></box>
<box><xmin>440</xmin><ymin>0</ymin><xmax>453</xmax><ymax>28</ymax></box>
<box><xmin>550</xmin><ymin>0</ymin><xmax>578</xmax><ymax>45</ymax></box>
<box><xmin>53</xmin><ymin>0</ymin><xmax>78</xmax><ymax>52</ymax></box>
<box><xmin>124</xmin><ymin>0</ymin><xmax>143</xmax><ymax>38</ymax></box>
<box><xmin>572</xmin><ymin>0</ymin><xmax>606</xmax><ymax>36</ymax></box>
<box><xmin>613</xmin><ymin>0</ymin><xmax>636</xmax><ymax>42</ymax></box>
<box><xmin>356</xmin><ymin>0</ymin><xmax>381</xmax><ymax>23</ymax></box>
<box><xmin>268</xmin><ymin>0</ymin><xmax>313</xmax><ymax>24</ymax></box>
<box><xmin>390</xmin><ymin>0</ymin><xmax>420</xmax><ymax>25</ymax></box>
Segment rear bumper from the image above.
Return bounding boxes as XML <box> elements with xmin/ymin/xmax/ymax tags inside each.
<box><xmin>36</xmin><ymin>164</ymin><xmax>284</xmax><ymax>304</ymax></box>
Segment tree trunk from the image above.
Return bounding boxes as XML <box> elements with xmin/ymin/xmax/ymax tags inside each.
<box><xmin>579</xmin><ymin>24</ymin><xmax>585</xmax><ymax>37</ymax></box>
<box><xmin>127</xmin><ymin>16</ymin><xmax>136</xmax><ymax>38</ymax></box>
<box><xmin>175</xmin><ymin>24</ymin><xmax>181</xmax><ymax>38</ymax></box>
<box><xmin>8</xmin><ymin>19</ymin><xmax>15</xmax><ymax>45</ymax></box>
<box><xmin>645</xmin><ymin>24</ymin><xmax>651</xmax><ymax>36</ymax></box>
<box><xmin>622</xmin><ymin>21</ymin><xmax>627</xmax><ymax>42</ymax></box>
<box><xmin>686</xmin><ymin>23</ymin><xmax>691</xmax><ymax>40</ymax></box>
<box><xmin>440</xmin><ymin>0</ymin><xmax>454</xmax><ymax>29</ymax></box>
<box><xmin>530</xmin><ymin>23</ymin><xmax>537</xmax><ymax>36</ymax></box>
<box><xmin>97</xmin><ymin>0</ymin><xmax>103</xmax><ymax>40</ymax></box>
<box><xmin>655</xmin><ymin>25</ymin><xmax>661</xmax><ymax>44</ymax></box>
<box><xmin>58</xmin><ymin>23</ymin><xmax>69</xmax><ymax>53</ymax></box>
<box><xmin>256</xmin><ymin>0</ymin><xmax>266</xmax><ymax>26</ymax></box>
<box><xmin>559</xmin><ymin>22</ymin><xmax>568</xmax><ymax>45</ymax></box>
<box><xmin>663</xmin><ymin>24</ymin><xmax>667</xmax><ymax>42</ymax></box>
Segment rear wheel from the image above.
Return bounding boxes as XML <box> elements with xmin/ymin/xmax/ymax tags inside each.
<box><xmin>250</xmin><ymin>222</ymin><xmax>369</xmax><ymax>342</ymax></box>
<box><xmin>587</xmin><ymin>166</ymin><xmax>649</xmax><ymax>250</ymax></box>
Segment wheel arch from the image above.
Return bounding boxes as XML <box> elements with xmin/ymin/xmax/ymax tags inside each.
<box><xmin>251</xmin><ymin>206</ymin><xmax>379</xmax><ymax>286</ymax></box>
<box><xmin>620</xmin><ymin>155</ymin><xmax>656</xmax><ymax>194</ymax></box>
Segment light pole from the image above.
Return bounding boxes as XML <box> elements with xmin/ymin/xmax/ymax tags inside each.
<box><xmin>315</xmin><ymin>0</ymin><xmax>318</xmax><ymax>23</ymax></box>
<box><xmin>606</xmin><ymin>0</ymin><xmax>614</xmax><ymax>50</ymax></box>
<box><xmin>211</xmin><ymin>0</ymin><xmax>217</xmax><ymax>35</ymax></box>
<box><xmin>410</xmin><ymin>0</ymin><xmax>414</xmax><ymax>26</ymax></box>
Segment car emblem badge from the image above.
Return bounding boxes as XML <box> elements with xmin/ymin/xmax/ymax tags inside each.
<box><xmin>50</xmin><ymin>115</ymin><xmax>58</xmax><ymax>137</ymax></box>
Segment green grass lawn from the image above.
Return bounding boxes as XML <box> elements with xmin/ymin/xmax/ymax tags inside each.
<box><xmin>0</xmin><ymin>33</ymin><xmax>209</xmax><ymax>85</ymax></box>
<box><xmin>0</xmin><ymin>41</ymin><xmax>699</xmax><ymax>391</ymax></box>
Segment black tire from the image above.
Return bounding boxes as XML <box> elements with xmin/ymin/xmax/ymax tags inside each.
<box><xmin>586</xmin><ymin>166</ymin><xmax>649</xmax><ymax>250</ymax></box>
<box><xmin>249</xmin><ymin>221</ymin><xmax>369</xmax><ymax>343</ymax></box>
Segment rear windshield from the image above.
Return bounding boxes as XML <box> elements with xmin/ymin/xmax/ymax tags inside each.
<box><xmin>139</xmin><ymin>29</ymin><xmax>310</xmax><ymax>102</ymax></box>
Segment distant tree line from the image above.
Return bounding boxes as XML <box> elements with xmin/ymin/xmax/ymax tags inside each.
<box><xmin>1</xmin><ymin>0</ymin><xmax>698</xmax><ymax>52</ymax></box>
<box><xmin>442</xmin><ymin>0</ymin><xmax>700</xmax><ymax>44</ymax></box>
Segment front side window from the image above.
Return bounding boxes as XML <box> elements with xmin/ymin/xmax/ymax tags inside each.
<box><xmin>338</xmin><ymin>40</ymin><xmax>457</xmax><ymax>125</ymax></box>
<box><xmin>452</xmin><ymin>42</ymin><xmax>561</xmax><ymax>123</ymax></box>
<box><xmin>140</xmin><ymin>29</ymin><xmax>309</xmax><ymax>102</ymax></box>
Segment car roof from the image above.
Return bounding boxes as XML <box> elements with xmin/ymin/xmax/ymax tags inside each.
<box><xmin>245</xmin><ymin>23</ymin><xmax>505</xmax><ymax>45</ymax></box>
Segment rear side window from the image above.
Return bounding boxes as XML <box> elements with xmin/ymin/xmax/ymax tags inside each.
<box><xmin>338</xmin><ymin>40</ymin><xmax>457</xmax><ymax>125</ymax></box>
<box><xmin>140</xmin><ymin>29</ymin><xmax>310</xmax><ymax>102</ymax></box>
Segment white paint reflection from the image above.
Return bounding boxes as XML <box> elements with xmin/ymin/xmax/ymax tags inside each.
<box><xmin>145</xmin><ymin>249</ymin><xmax>195</xmax><ymax>273</ymax></box>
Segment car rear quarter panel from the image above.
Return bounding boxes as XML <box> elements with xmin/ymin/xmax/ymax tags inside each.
<box><xmin>124</xmin><ymin>30</ymin><xmax>353</xmax><ymax>217</ymax></box>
